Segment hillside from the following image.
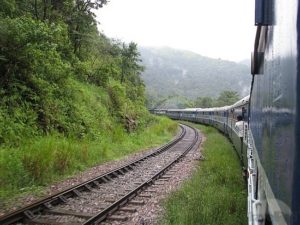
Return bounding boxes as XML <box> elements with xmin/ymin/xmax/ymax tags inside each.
<box><xmin>0</xmin><ymin>2</ymin><xmax>177</xmax><ymax>202</ymax></box>
<box><xmin>139</xmin><ymin>47</ymin><xmax>251</xmax><ymax>107</ymax></box>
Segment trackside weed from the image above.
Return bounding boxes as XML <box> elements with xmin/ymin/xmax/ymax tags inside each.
<box><xmin>160</xmin><ymin>122</ymin><xmax>247</xmax><ymax>225</ymax></box>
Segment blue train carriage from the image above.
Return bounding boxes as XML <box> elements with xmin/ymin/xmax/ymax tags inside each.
<box><xmin>249</xmin><ymin>0</ymin><xmax>300</xmax><ymax>224</ymax></box>
<box><xmin>204</xmin><ymin>106</ymin><xmax>231</xmax><ymax>132</ymax></box>
<box><xmin>165</xmin><ymin>109</ymin><xmax>185</xmax><ymax>120</ymax></box>
<box><xmin>192</xmin><ymin>107</ymin><xmax>214</xmax><ymax>125</ymax></box>
<box><xmin>151</xmin><ymin>109</ymin><xmax>167</xmax><ymax>115</ymax></box>
<box><xmin>166</xmin><ymin>108</ymin><xmax>198</xmax><ymax>121</ymax></box>
<box><xmin>180</xmin><ymin>108</ymin><xmax>199</xmax><ymax>122</ymax></box>
<box><xmin>192</xmin><ymin>96</ymin><xmax>249</xmax><ymax>165</ymax></box>
<box><xmin>227</xmin><ymin>96</ymin><xmax>250</xmax><ymax>166</ymax></box>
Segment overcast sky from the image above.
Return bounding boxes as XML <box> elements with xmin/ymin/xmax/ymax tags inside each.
<box><xmin>96</xmin><ymin>0</ymin><xmax>256</xmax><ymax>62</ymax></box>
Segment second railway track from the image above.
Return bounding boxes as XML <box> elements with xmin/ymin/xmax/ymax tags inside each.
<box><xmin>0</xmin><ymin>124</ymin><xmax>200</xmax><ymax>225</ymax></box>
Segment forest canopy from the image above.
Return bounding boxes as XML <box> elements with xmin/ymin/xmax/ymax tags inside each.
<box><xmin>0</xmin><ymin>0</ymin><xmax>147</xmax><ymax>146</ymax></box>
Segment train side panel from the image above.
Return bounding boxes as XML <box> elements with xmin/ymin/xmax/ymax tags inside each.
<box><xmin>250</xmin><ymin>0</ymin><xmax>299</xmax><ymax>224</ymax></box>
<box><xmin>162</xmin><ymin>101</ymin><xmax>249</xmax><ymax>167</ymax></box>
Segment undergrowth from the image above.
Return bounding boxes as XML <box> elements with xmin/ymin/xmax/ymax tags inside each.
<box><xmin>160</xmin><ymin>122</ymin><xmax>247</xmax><ymax>225</ymax></box>
<box><xmin>0</xmin><ymin>116</ymin><xmax>177</xmax><ymax>206</ymax></box>
<box><xmin>0</xmin><ymin>79</ymin><xmax>177</xmax><ymax>207</ymax></box>
<box><xmin>0</xmin><ymin>6</ymin><xmax>179</xmax><ymax>211</ymax></box>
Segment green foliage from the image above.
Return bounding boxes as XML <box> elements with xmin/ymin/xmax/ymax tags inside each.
<box><xmin>193</xmin><ymin>91</ymin><xmax>240</xmax><ymax>108</ymax></box>
<box><xmin>0</xmin><ymin>1</ymin><xmax>148</xmax><ymax>143</ymax></box>
<box><xmin>148</xmin><ymin>95</ymin><xmax>194</xmax><ymax>109</ymax></box>
<box><xmin>0</xmin><ymin>16</ymin><xmax>74</xmax><ymax>139</ymax></box>
<box><xmin>151</xmin><ymin>90</ymin><xmax>240</xmax><ymax>109</ymax></box>
<box><xmin>0</xmin><ymin>0</ymin><xmax>16</xmax><ymax>17</ymax></box>
<box><xmin>216</xmin><ymin>90</ymin><xmax>240</xmax><ymax>106</ymax></box>
<box><xmin>107</xmin><ymin>79</ymin><xmax>127</xmax><ymax>117</ymax></box>
<box><xmin>160</xmin><ymin>123</ymin><xmax>247</xmax><ymax>225</ymax></box>
<box><xmin>121</xmin><ymin>42</ymin><xmax>144</xmax><ymax>85</ymax></box>
<box><xmin>194</xmin><ymin>96</ymin><xmax>214</xmax><ymax>108</ymax></box>
<box><xmin>0</xmin><ymin>116</ymin><xmax>177</xmax><ymax>204</ymax></box>
<box><xmin>0</xmin><ymin>0</ymin><xmax>161</xmax><ymax>208</ymax></box>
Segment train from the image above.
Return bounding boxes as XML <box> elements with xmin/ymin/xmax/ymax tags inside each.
<box><xmin>153</xmin><ymin>0</ymin><xmax>300</xmax><ymax>224</ymax></box>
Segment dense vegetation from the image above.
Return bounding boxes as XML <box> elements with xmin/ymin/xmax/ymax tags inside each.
<box><xmin>149</xmin><ymin>90</ymin><xmax>241</xmax><ymax>109</ymax></box>
<box><xmin>0</xmin><ymin>0</ymin><xmax>177</xmax><ymax>203</ymax></box>
<box><xmin>160</xmin><ymin>122</ymin><xmax>247</xmax><ymax>225</ymax></box>
<box><xmin>0</xmin><ymin>1</ymin><xmax>147</xmax><ymax>144</ymax></box>
<box><xmin>193</xmin><ymin>90</ymin><xmax>240</xmax><ymax>108</ymax></box>
<box><xmin>140</xmin><ymin>47</ymin><xmax>251</xmax><ymax>108</ymax></box>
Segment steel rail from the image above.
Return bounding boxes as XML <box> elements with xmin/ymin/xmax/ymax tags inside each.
<box><xmin>83</xmin><ymin>125</ymin><xmax>199</xmax><ymax>225</ymax></box>
<box><xmin>0</xmin><ymin>126</ymin><xmax>186</xmax><ymax>225</ymax></box>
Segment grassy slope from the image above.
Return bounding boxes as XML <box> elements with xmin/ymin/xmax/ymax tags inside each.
<box><xmin>0</xmin><ymin>117</ymin><xmax>177</xmax><ymax>206</ymax></box>
<box><xmin>0</xmin><ymin>81</ymin><xmax>177</xmax><ymax>205</ymax></box>
<box><xmin>160</xmin><ymin>122</ymin><xmax>247</xmax><ymax>225</ymax></box>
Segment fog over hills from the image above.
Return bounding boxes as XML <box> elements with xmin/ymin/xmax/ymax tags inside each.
<box><xmin>139</xmin><ymin>47</ymin><xmax>251</xmax><ymax>107</ymax></box>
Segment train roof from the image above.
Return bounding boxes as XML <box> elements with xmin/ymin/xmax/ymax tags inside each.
<box><xmin>230</xmin><ymin>95</ymin><xmax>250</xmax><ymax>108</ymax></box>
<box><xmin>166</xmin><ymin>108</ymin><xmax>199</xmax><ymax>112</ymax></box>
<box><xmin>162</xmin><ymin>95</ymin><xmax>250</xmax><ymax>113</ymax></box>
<box><xmin>194</xmin><ymin>96</ymin><xmax>250</xmax><ymax>112</ymax></box>
<box><xmin>198</xmin><ymin>106</ymin><xmax>231</xmax><ymax>112</ymax></box>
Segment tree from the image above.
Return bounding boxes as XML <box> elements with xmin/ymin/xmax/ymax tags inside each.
<box><xmin>216</xmin><ymin>91</ymin><xmax>240</xmax><ymax>106</ymax></box>
<box><xmin>69</xmin><ymin>0</ymin><xmax>108</xmax><ymax>55</ymax></box>
<box><xmin>0</xmin><ymin>0</ymin><xmax>16</xmax><ymax>17</ymax></box>
<box><xmin>0</xmin><ymin>17</ymin><xmax>73</xmax><ymax>132</ymax></box>
<box><xmin>120</xmin><ymin>42</ymin><xmax>144</xmax><ymax>85</ymax></box>
<box><xmin>194</xmin><ymin>96</ymin><xmax>214</xmax><ymax>108</ymax></box>
<box><xmin>0</xmin><ymin>0</ymin><xmax>149</xmax><ymax>143</ymax></box>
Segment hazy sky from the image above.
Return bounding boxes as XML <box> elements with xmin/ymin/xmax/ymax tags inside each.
<box><xmin>96</xmin><ymin>0</ymin><xmax>256</xmax><ymax>62</ymax></box>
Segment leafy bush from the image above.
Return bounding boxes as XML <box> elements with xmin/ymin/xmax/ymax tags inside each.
<box><xmin>0</xmin><ymin>17</ymin><xmax>75</xmax><ymax>138</ymax></box>
<box><xmin>0</xmin><ymin>2</ymin><xmax>167</xmax><ymax>207</ymax></box>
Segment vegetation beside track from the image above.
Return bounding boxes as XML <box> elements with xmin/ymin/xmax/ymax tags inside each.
<box><xmin>0</xmin><ymin>116</ymin><xmax>177</xmax><ymax>207</ymax></box>
<box><xmin>160</xmin><ymin>122</ymin><xmax>247</xmax><ymax>225</ymax></box>
<box><xmin>0</xmin><ymin>2</ymin><xmax>178</xmax><ymax>209</ymax></box>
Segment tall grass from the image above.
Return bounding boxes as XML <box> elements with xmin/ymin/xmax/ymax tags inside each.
<box><xmin>160</xmin><ymin>122</ymin><xmax>247</xmax><ymax>225</ymax></box>
<box><xmin>0</xmin><ymin>116</ymin><xmax>177</xmax><ymax>205</ymax></box>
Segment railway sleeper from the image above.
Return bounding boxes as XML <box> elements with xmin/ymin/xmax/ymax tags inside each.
<box><xmin>139</xmin><ymin>194</ymin><xmax>152</xmax><ymax>198</ymax></box>
<box><xmin>26</xmin><ymin>217</ymin><xmax>82</xmax><ymax>225</ymax></box>
<box><xmin>84</xmin><ymin>184</ymin><xmax>93</xmax><ymax>191</ymax></box>
<box><xmin>45</xmin><ymin>209</ymin><xmax>93</xmax><ymax>219</ymax></box>
<box><xmin>144</xmin><ymin>189</ymin><xmax>157</xmax><ymax>193</ymax></box>
<box><xmin>119</xmin><ymin>207</ymin><xmax>137</xmax><ymax>213</ymax></box>
<box><xmin>128</xmin><ymin>200</ymin><xmax>144</xmax><ymax>205</ymax></box>
<box><xmin>107</xmin><ymin>215</ymin><xmax>128</xmax><ymax>222</ymax></box>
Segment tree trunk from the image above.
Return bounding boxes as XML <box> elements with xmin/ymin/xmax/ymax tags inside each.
<box><xmin>34</xmin><ymin>0</ymin><xmax>39</xmax><ymax>20</ymax></box>
<box><xmin>73</xmin><ymin>25</ymin><xmax>80</xmax><ymax>54</ymax></box>
<box><xmin>43</xmin><ymin>0</ymin><xmax>48</xmax><ymax>21</ymax></box>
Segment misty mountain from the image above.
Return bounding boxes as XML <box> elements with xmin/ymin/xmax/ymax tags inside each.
<box><xmin>239</xmin><ymin>58</ymin><xmax>251</xmax><ymax>67</ymax></box>
<box><xmin>139</xmin><ymin>47</ymin><xmax>251</xmax><ymax>107</ymax></box>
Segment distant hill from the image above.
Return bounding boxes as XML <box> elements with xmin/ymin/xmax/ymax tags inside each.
<box><xmin>239</xmin><ymin>59</ymin><xmax>251</xmax><ymax>67</ymax></box>
<box><xmin>139</xmin><ymin>47</ymin><xmax>251</xmax><ymax>108</ymax></box>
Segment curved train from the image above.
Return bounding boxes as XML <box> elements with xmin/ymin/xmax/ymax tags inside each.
<box><xmin>153</xmin><ymin>0</ymin><xmax>300</xmax><ymax>224</ymax></box>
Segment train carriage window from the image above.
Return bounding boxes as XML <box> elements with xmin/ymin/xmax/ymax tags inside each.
<box><xmin>242</xmin><ymin>107</ymin><xmax>247</xmax><ymax>119</ymax></box>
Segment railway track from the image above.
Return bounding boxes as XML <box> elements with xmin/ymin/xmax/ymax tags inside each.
<box><xmin>0</xmin><ymin>124</ymin><xmax>200</xmax><ymax>225</ymax></box>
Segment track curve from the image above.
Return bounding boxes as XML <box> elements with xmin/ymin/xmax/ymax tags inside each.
<box><xmin>0</xmin><ymin>124</ymin><xmax>200</xmax><ymax>225</ymax></box>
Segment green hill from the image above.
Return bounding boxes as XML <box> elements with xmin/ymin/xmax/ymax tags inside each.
<box><xmin>140</xmin><ymin>47</ymin><xmax>251</xmax><ymax>108</ymax></box>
